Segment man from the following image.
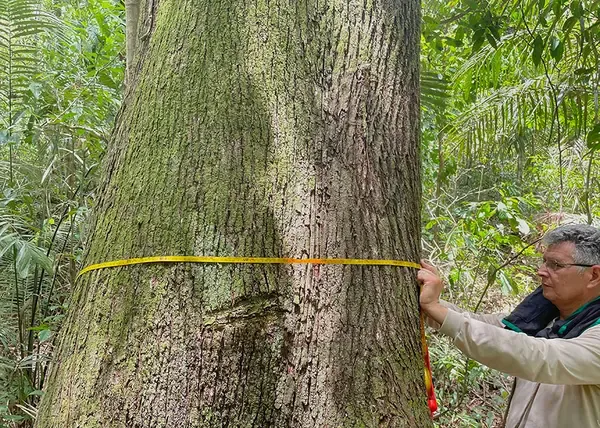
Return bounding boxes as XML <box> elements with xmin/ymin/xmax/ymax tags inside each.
<box><xmin>418</xmin><ymin>224</ymin><xmax>600</xmax><ymax>427</ymax></box>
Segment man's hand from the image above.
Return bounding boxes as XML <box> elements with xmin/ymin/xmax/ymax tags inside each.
<box><xmin>418</xmin><ymin>259</ymin><xmax>444</xmax><ymax>306</ymax></box>
<box><xmin>418</xmin><ymin>259</ymin><xmax>449</xmax><ymax>325</ymax></box>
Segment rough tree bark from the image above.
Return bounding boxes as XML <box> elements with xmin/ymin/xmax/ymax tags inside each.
<box><xmin>37</xmin><ymin>0</ymin><xmax>428</xmax><ymax>426</ymax></box>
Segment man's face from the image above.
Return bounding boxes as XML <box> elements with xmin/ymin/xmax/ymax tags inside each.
<box><xmin>538</xmin><ymin>241</ymin><xmax>591</xmax><ymax>308</ymax></box>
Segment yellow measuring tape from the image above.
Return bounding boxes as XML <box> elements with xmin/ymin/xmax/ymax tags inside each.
<box><xmin>76</xmin><ymin>255</ymin><xmax>434</xmax><ymax>414</ymax></box>
<box><xmin>77</xmin><ymin>255</ymin><xmax>421</xmax><ymax>279</ymax></box>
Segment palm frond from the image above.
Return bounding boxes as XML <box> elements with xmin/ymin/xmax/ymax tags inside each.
<box><xmin>421</xmin><ymin>70</ymin><xmax>451</xmax><ymax>112</ymax></box>
<box><xmin>0</xmin><ymin>0</ymin><xmax>63</xmax><ymax>128</ymax></box>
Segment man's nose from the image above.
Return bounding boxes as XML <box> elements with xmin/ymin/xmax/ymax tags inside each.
<box><xmin>538</xmin><ymin>265</ymin><xmax>549</xmax><ymax>277</ymax></box>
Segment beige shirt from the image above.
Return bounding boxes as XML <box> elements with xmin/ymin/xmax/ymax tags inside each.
<box><xmin>436</xmin><ymin>307</ymin><xmax>600</xmax><ymax>427</ymax></box>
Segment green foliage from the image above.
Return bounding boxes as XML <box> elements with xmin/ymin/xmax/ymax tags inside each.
<box><xmin>425</xmin><ymin>182</ymin><xmax>540</xmax><ymax>297</ymax></box>
<box><xmin>0</xmin><ymin>0</ymin><xmax>124</xmax><ymax>425</ymax></box>
<box><xmin>431</xmin><ymin>335</ymin><xmax>510</xmax><ymax>427</ymax></box>
<box><xmin>0</xmin><ymin>0</ymin><xmax>62</xmax><ymax>128</ymax></box>
<box><xmin>422</xmin><ymin>0</ymin><xmax>600</xmax><ymax>208</ymax></box>
<box><xmin>423</xmin><ymin>186</ymin><xmax>542</xmax><ymax>424</ymax></box>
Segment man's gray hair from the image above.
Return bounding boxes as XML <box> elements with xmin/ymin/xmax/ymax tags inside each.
<box><xmin>544</xmin><ymin>224</ymin><xmax>600</xmax><ymax>265</ymax></box>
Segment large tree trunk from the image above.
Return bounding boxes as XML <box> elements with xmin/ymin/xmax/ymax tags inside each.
<box><xmin>37</xmin><ymin>0</ymin><xmax>427</xmax><ymax>426</ymax></box>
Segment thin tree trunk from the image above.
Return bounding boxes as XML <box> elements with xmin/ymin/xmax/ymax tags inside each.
<box><xmin>37</xmin><ymin>0</ymin><xmax>429</xmax><ymax>426</ymax></box>
<box><xmin>124</xmin><ymin>0</ymin><xmax>140</xmax><ymax>80</ymax></box>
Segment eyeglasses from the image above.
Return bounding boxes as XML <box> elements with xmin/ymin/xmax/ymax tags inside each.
<box><xmin>540</xmin><ymin>260</ymin><xmax>595</xmax><ymax>271</ymax></box>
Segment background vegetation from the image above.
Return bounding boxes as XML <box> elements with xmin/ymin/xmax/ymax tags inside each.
<box><xmin>0</xmin><ymin>0</ymin><xmax>123</xmax><ymax>425</ymax></box>
<box><xmin>1</xmin><ymin>0</ymin><xmax>598</xmax><ymax>426</ymax></box>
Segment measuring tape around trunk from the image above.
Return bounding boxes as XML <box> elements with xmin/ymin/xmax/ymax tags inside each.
<box><xmin>77</xmin><ymin>255</ymin><xmax>421</xmax><ymax>279</ymax></box>
<box><xmin>76</xmin><ymin>254</ymin><xmax>437</xmax><ymax>417</ymax></box>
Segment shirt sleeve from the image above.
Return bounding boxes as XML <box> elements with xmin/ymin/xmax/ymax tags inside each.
<box><xmin>440</xmin><ymin>309</ymin><xmax>600</xmax><ymax>385</ymax></box>
<box><xmin>425</xmin><ymin>300</ymin><xmax>506</xmax><ymax>329</ymax></box>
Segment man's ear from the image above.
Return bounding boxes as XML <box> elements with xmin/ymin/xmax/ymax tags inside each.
<box><xmin>588</xmin><ymin>266</ymin><xmax>600</xmax><ymax>289</ymax></box>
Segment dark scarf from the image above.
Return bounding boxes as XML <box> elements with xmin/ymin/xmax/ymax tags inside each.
<box><xmin>502</xmin><ymin>286</ymin><xmax>600</xmax><ymax>339</ymax></box>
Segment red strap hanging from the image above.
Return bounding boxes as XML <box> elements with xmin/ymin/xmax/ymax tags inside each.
<box><xmin>420</xmin><ymin>311</ymin><xmax>438</xmax><ymax>417</ymax></box>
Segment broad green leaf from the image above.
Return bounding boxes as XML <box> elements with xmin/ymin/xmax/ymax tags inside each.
<box><xmin>423</xmin><ymin>16</ymin><xmax>439</xmax><ymax>26</ymax></box>
<box><xmin>570</xmin><ymin>0</ymin><xmax>584</xmax><ymax>17</ymax></box>
<box><xmin>15</xmin><ymin>242</ymin><xmax>31</xmax><ymax>279</ymax></box>
<box><xmin>532</xmin><ymin>35</ymin><xmax>543</xmax><ymax>66</ymax></box>
<box><xmin>516</xmin><ymin>218</ymin><xmax>530</xmax><ymax>235</ymax></box>
<box><xmin>472</xmin><ymin>28</ymin><xmax>486</xmax><ymax>52</ymax></box>
<box><xmin>562</xmin><ymin>16</ymin><xmax>578</xmax><ymax>33</ymax></box>
<box><xmin>485</xmin><ymin>31</ymin><xmax>498</xmax><ymax>49</ymax></box>
<box><xmin>38</xmin><ymin>329</ymin><xmax>52</xmax><ymax>343</ymax></box>
<box><xmin>549</xmin><ymin>37</ymin><xmax>564</xmax><ymax>62</ymax></box>
<box><xmin>498</xmin><ymin>271</ymin><xmax>519</xmax><ymax>295</ymax></box>
<box><xmin>445</xmin><ymin>37</ymin><xmax>464</xmax><ymax>47</ymax></box>
<box><xmin>498</xmin><ymin>271</ymin><xmax>511</xmax><ymax>295</ymax></box>
<box><xmin>553</xmin><ymin>0</ymin><xmax>562</xmax><ymax>16</ymax></box>
<box><xmin>3</xmin><ymin>415</ymin><xmax>26</xmax><ymax>422</ymax></box>
<box><xmin>27</xmin><ymin>324</ymin><xmax>50</xmax><ymax>332</ymax></box>
<box><xmin>489</xmin><ymin>25</ymin><xmax>501</xmax><ymax>42</ymax></box>
<box><xmin>586</xmin><ymin>123</ymin><xmax>600</xmax><ymax>148</ymax></box>
<box><xmin>575</xmin><ymin>67</ymin><xmax>594</xmax><ymax>75</ymax></box>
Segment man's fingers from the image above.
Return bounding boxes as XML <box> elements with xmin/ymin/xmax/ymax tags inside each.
<box><xmin>417</xmin><ymin>268</ymin><xmax>435</xmax><ymax>284</ymax></box>
<box><xmin>420</xmin><ymin>258</ymin><xmax>433</xmax><ymax>268</ymax></box>
<box><xmin>420</xmin><ymin>259</ymin><xmax>438</xmax><ymax>273</ymax></box>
